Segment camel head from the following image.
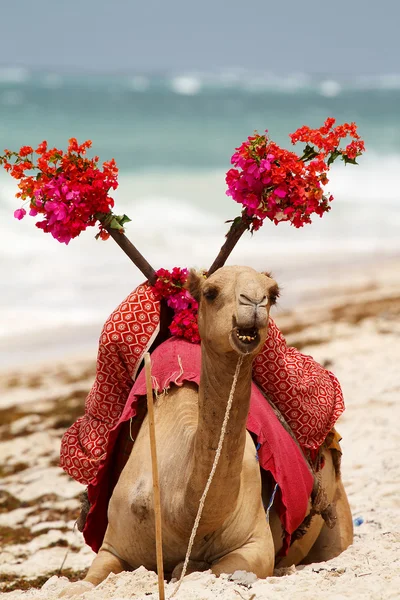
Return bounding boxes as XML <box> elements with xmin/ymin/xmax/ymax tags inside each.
<box><xmin>187</xmin><ymin>266</ymin><xmax>279</xmax><ymax>356</ymax></box>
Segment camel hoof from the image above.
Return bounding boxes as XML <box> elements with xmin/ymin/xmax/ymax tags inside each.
<box><xmin>58</xmin><ymin>581</ymin><xmax>95</xmax><ymax>598</ymax></box>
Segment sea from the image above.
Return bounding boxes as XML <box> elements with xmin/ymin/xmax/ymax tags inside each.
<box><xmin>1</xmin><ymin>68</ymin><xmax>399</xmax><ymax>366</ymax></box>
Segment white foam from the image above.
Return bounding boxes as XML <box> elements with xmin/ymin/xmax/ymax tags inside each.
<box><xmin>319</xmin><ymin>80</ymin><xmax>342</xmax><ymax>97</ymax></box>
<box><xmin>0</xmin><ymin>66</ymin><xmax>29</xmax><ymax>84</ymax></box>
<box><xmin>327</xmin><ymin>153</ymin><xmax>400</xmax><ymax>202</ymax></box>
<box><xmin>170</xmin><ymin>76</ymin><xmax>202</xmax><ymax>95</ymax></box>
<box><xmin>1</xmin><ymin>157</ymin><xmax>400</xmax><ymax>343</ymax></box>
<box><xmin>353</xmin><ymin>73</ymin><xmax>400</xmax><ymax>91</ymax></box>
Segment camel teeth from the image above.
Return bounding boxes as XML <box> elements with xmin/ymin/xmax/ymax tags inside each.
<box><xmin>236</xmin><ymin>331</ymin><xmax>257</xmax><ymax>343</ymax></box>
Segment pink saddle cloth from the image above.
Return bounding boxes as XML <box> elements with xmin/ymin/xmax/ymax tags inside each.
<box><xmin>84</xmin><ymin>338</ymin><xmax>314</xmax><ymax>556</ymax></box>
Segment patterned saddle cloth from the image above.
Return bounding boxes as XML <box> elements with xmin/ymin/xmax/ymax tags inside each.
<box><xmin>60</xmin><ymin>284</ymin><xmax>344</xmax><ymax>487</ymax></box>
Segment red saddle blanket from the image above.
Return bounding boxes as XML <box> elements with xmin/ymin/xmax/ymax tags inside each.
<box><xmin>60</xmin><ymin>285</ymin><xmax>344</xmax><ymax>487</ymax></box>
<box><xmin>84</xmin><ymin>338</ymin><xmax>314</xmax><ymax>555</ymax></box>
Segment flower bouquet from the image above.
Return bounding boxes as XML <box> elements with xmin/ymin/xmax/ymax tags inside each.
<box><xmin>1</xmin><ymin>118</ymin><xmax>364</xmax><ymax>343</ymax></box>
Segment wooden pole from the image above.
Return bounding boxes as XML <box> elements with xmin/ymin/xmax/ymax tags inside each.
<box><xmin>207</xmin><ymin>218</ymin><xmax>249</xmax><ymax>276</ymax></box>
<box><xmin>106</xmin><ymin>227</ymin><xmax>157</xmax><ymax>285</ymax></box>
<box><xmin>144</xmin><ymin>353</ymin><xmax>165</xmax><ymax>600</ymax></box>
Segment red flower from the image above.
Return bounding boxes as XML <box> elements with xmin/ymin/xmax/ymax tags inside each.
<box><xmin>19</xmin><ymin>146</ymin><xmax>33</xmax><ymax>157</ymax></box>
<box><xmin>1</xmin><ymin>139</ymin><xmax>123</xmax><ymax>244</ymax></box>
<box><xmin>35</xmin><ymin>141</ymin><xmax>48</xmax><ymax>155</ymax></box>
<box><xmin>98</xmin><ymin>229</ymin><xmax>110</xmax><ymax>241</ymax></box>
<box><xmin>151</xmin><ymin>268</ymin><xmax>200</xmax><ymax>344</ymax></box>
<box><xmin>227</xmin><ymin>119</ymin><xmax>364</xmax><ymax>229</ymax></box>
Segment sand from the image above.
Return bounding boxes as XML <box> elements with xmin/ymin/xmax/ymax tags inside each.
<box><xmin>1</xmin><ymin>260</ymin><xmax>400</xmax><ymax>599</ymax></box>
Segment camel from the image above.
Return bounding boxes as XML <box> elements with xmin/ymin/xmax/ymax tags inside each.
<box><xmin>61</xmin><ymin>266</ymin><xmax>353</xmax><ymax>597</ymax></box>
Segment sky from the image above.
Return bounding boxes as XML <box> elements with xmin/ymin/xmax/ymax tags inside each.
<box><xmin>0</xmin><ymin>0</ymin><xmax>399</xmax><ymax>75</ymax></box>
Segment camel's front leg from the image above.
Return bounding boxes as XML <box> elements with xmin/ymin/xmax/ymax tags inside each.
<box><xmin>58</xmin><ymin>548</ymin><xmax>127</xmax><ymax>597</ymax></box>
<box><xmin>171</xmin><ymin>560</ymin><xmax>210</xmax><ymax>580</ymax></box>
<box><xmin>211</xmin><ymin>527</ymin><xmax>274</xmax><ymax>580</ymax></box>
<box><xmin>84</xmin><ymin>547</ymin><xmax>128</xmax><ymax>585</ymax></box>
<box><xmin>211</xmin><ymin>545</ymin><xmax>273</xmax><ymax>579</ymax></box>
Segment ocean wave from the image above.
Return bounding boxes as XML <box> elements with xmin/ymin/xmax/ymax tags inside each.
<box><xmin>1</xmin><ymin>67</ymin><xmax>400</xmax><ymax>94</ymax></box>
<box><xmin>40</xmin><ymin>73</ymin><xmax>64</xmax><ymax>89</ymax></box>
<box><xmin>170</xmin><ymin>76</ymin><xmax>202</xmax><ymax>95</ymax></box>
<box><xmin>319</xmin><ymin>80</ymin><xmax>342</xmax><ymax>97</ymax></box>
<box><xmin>126</xmin><ymin>75</ymin><xmax>150</xmax><ymax>92</ymax></box>
<box><xmin>353</xmin><ymin>73</ymin><xmax>400</xmax><ymax>91</ymax></box>
<box><xmin>1</xmin><ymin>155</ymin><xmax>399</xmax><ymax>342</ymax></box>
<box><xmin>0</xmin><ymin>66</ymin><xmax>29</xmax><ymax>84</ymax></box>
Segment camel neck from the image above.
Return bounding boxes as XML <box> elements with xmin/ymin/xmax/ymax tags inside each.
<box><xmin>185</xmin><ymin>344</ymin><xmax>253</xmax><ymax>529</ymax></box>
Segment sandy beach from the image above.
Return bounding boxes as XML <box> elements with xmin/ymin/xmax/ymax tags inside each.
<box><xmin>1</xmin><ymin>258</ymin><xmax>400</xmax><ymax>599</ymax></box>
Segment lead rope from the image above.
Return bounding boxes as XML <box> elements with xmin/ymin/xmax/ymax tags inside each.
<box><xmin>170</xmin><ymin>354</ymin><xmax>244</xmax><ymax>598</ymax></box>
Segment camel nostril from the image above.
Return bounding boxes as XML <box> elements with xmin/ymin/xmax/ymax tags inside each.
<box><xmin>239</xmin><ymin>294</ymin><xmax>267</xmax><ymax>307</ymax></box>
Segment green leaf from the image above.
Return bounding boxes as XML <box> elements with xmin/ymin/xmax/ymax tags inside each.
<box><xmin>118</xmin><ymin>214</ymin><xmax>132</xmax><ymax>226</ymax></box>
<box><xmin>109</xmin><ymin>217</ymin><xmax>124</xmax><ymax>230</ymax></box>
<box><xmin>341</xmin><ymin>155</ymin><xmax>358</xmax><ymax>165</ymax></box>
<box><xmin>327</xmin><ymin>149</ymin><xmax>341</xmax><ymax>167</ymax></box>
<box><xmin>299</xmin><ymin>144</ymin><xmax>319</xmax><ymax>163</ymax></box>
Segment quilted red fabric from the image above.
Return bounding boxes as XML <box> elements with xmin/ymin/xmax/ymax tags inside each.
<box><xmin>60</xmin><ymin>283</ymin><xmax>344</xmax><ymax>485</ymax></box>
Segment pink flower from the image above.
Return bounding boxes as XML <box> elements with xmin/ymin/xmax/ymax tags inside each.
<box><xmin>14</xmin><ymin>208</ymin><xmax>26</xmax><ymax>220</ymax></box>
<box><xmin>246</xmin><ymin>161</ymin><xmax>261</xmax><ymax>179</ymax></box>
<box><xmin>274</xmin><ymin>187</ymin><xmax>287</xmax><ymax>198</ymax></box>
<box><xmin>259</xmin><ymin>158</ymin><xmax>272</xmax><ymax>171</ymax></box>
<box><xmin>167</xmin><ymin>289</ymin><xmax>192</xmax><ymax>311</ymax></box>
<box><xmin>243</xmin><ymin>193</ymin><xmax>260</xmax><ymax>211</ymax></box>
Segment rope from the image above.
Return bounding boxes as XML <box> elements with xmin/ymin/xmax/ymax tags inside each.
<box><xmin>170</xmin><ymin>354</ymin><xmax>244</xmax><ymax>597</ymax></box>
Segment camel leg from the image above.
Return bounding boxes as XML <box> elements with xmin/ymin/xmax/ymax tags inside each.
<box><xmin>84</xmin><ymin>547</ymin><xmax>128</xmax><ymax>585</ymax></box>
<box><xmin>171</xmin><ymin>560</ymin><xmax>210</xmax><ymax>580</ymax></box>
<box><xmin>211</xmin><ymin>525</ymin><xmax>274</xmax><ymax>580</ymax></box>
<box><xmin>58</xmin><ymin>548</ymin><xmax>127</xmax><ymax>597</ymax></box>
<box><xmin>275</xmin><ymin>448</ymin><xmax>339</xmax><ymax>568</ymax></box>
<box><xmin>275</xmin><ymin>514</ymin><xmax>324</xmax><ymax>568</ymax></box>
<box><xmin>301</xmin><ymin>479</ymin><xmax>353</xmax><ymax>564</ymax></box>
<box><xmin>211</xmin><ymin>546</ymin><xmax>273</xmax><ymax>579</ymax></box>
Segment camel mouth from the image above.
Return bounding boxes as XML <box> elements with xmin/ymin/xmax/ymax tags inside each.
<box><xmin>230</xmin><ymin>327</ymin><xmax>260</xmax><ymax>354</ymax></box>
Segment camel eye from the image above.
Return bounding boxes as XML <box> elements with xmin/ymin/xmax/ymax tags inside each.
<box><xmin>203</xmin><ymin>286</ymin><xmax>218</xmax><ymax>301</ymax></box>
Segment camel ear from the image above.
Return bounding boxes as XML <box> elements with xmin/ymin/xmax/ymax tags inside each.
<box><xmin>185</xmin><ymin>269</ymin><xmax>204</xmax><ymax>302</ymax></box>
<box><xmin>268</xmin><ymin>282</ymin><xmax>280</xmax><ymax>306</ymax></box>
